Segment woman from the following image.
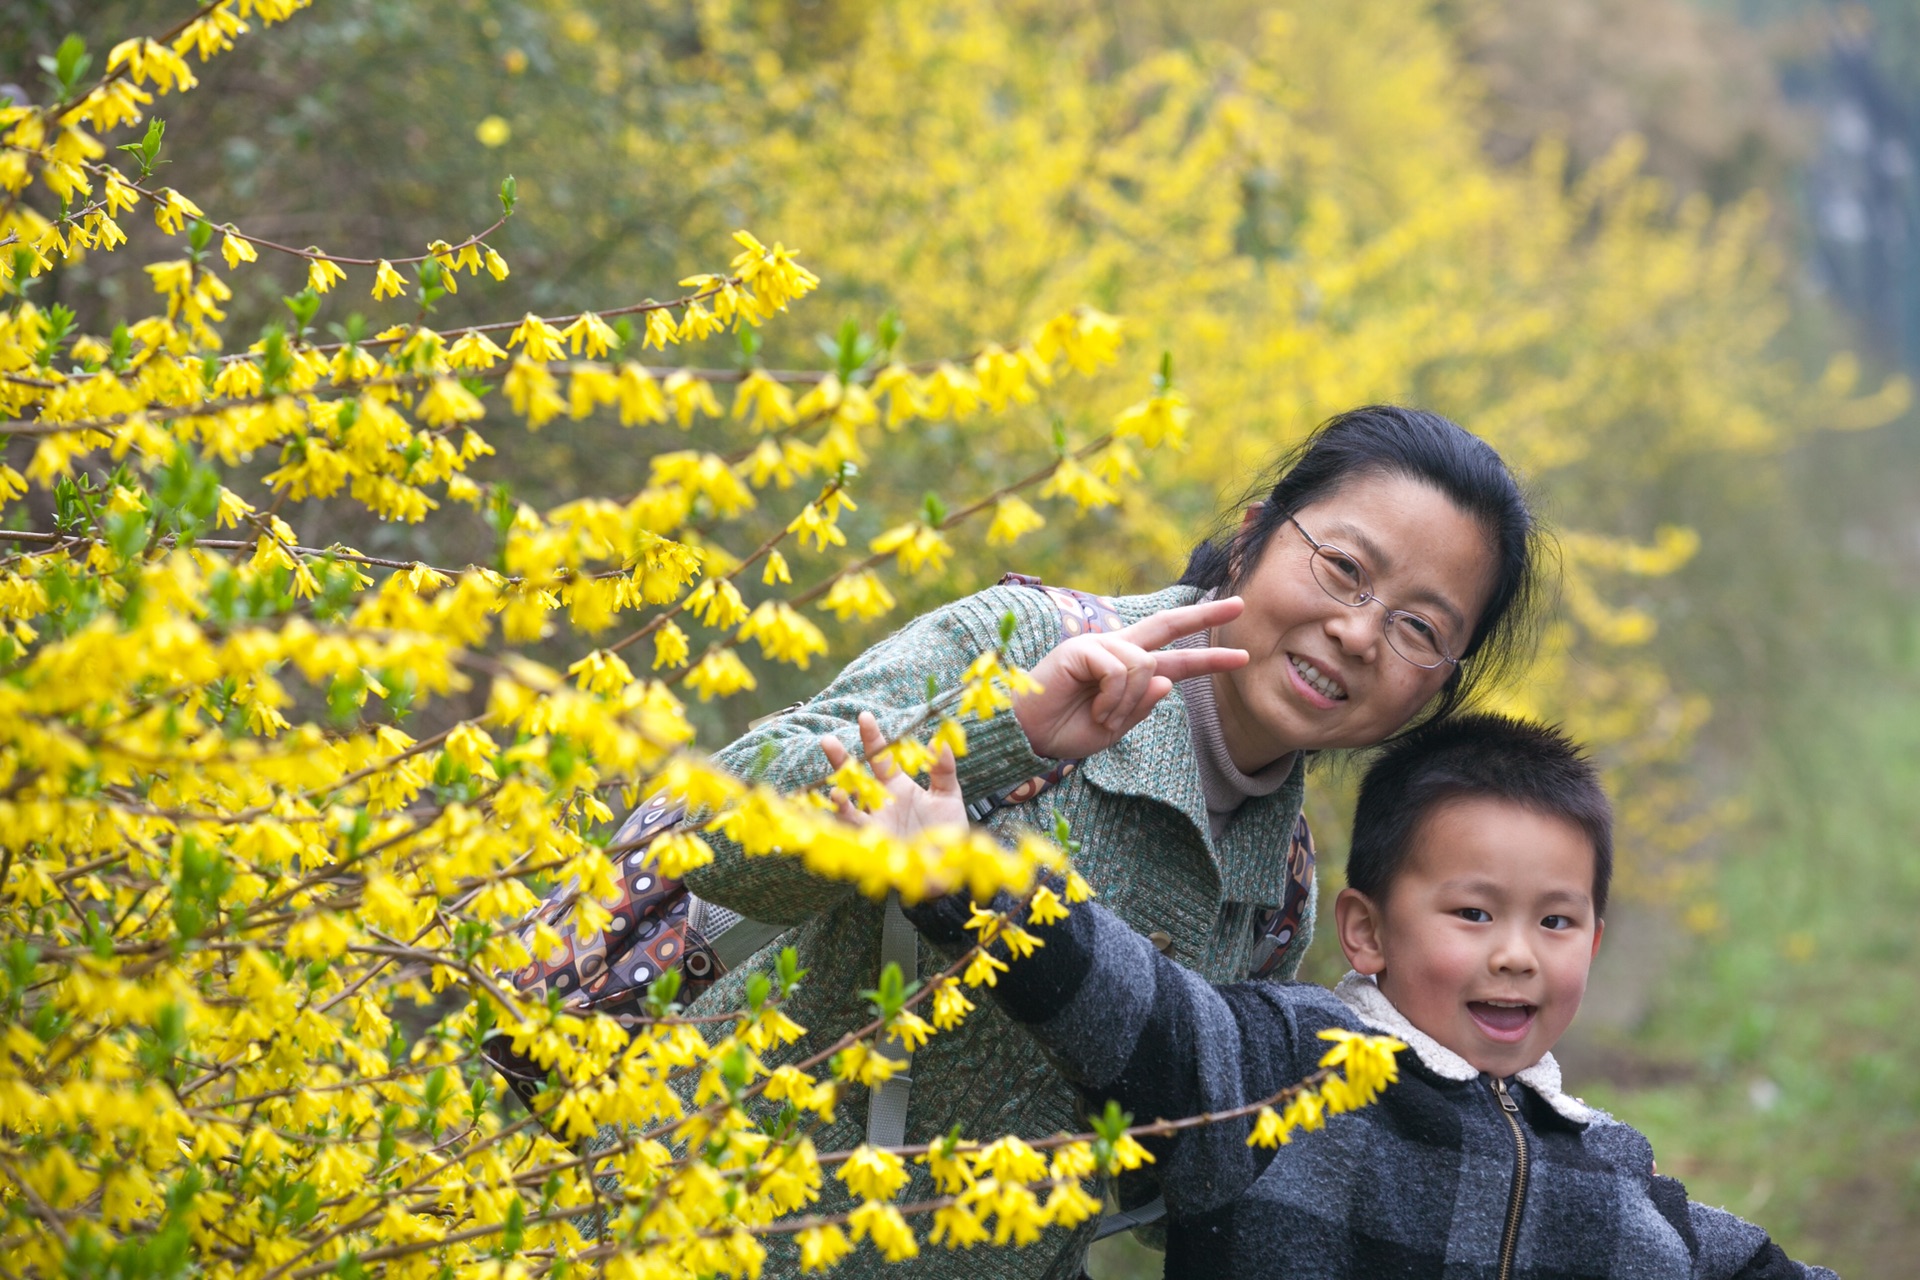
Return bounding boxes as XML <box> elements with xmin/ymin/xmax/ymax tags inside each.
<box><xmin>680</xmin><ymin>404</ymin><xmax>1541</xmax><ymax>1278</ymax></box>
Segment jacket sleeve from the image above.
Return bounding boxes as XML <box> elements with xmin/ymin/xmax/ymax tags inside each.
<box><xmin>905</xmin><ymin>887</ymin><xmax>1336</xmax><ymax>1217</ymax></box>
<box><xmin>682</xmin><ymin>584</ymin><xmax>1062</xmax><ymax>923</ymax></box>
<box><xmin>1686</xmin><ymin>1199</ymin><xmax>1839</xmax><ymax>1280</ymax></box>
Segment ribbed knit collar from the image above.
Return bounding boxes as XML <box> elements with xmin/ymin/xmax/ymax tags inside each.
<box><xmin>1334</xmin><ymin>971</ymin><xmax>1596</xmax><ymax>1124</ymax></box>
<box><xmin>1170</xmin><ymin>632</ymin><xmax>1298</xmax><ymax>840</ymax></box>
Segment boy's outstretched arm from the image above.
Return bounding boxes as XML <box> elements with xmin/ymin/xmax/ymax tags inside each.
<box><xmin>905</xmin><ymin>881</ymin><xmax>1332</xmax><ymax>1217</ymax></box>
<box><xmin>1678</xmin><ymin>1194</ymin><xmax>1839</xmax><ymax>1280</ymax></box>
<box><xmin>832</xmin><ymin>713</ymin><xmax>1336</xmax><ymax>1216</ymax></box>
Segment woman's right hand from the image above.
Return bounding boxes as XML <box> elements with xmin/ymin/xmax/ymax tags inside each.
<box><xmin>1012</xmin><ymin>595</ymin><xmax>1251</xmax><ymax>761</ymax></box>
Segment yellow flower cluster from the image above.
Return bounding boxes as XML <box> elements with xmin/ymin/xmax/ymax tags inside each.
<box><xmin>1246</xmin><ymin>1029</ymin><xmax>1408</xmax><ymax>1148</ymax></box>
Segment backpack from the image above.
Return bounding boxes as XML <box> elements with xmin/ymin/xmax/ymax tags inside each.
<box><xmin>482</xmin><ymin>576</ymin><xmax>1316</xmax><ymax>1150</ymax></box>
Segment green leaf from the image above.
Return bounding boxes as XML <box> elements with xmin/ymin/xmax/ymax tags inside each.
<box><xmin>1090</xmin><ymin>1097</ymin><xmax>1133</xmax><ymax>1142</ymax></box>
<box><xmin>499</xmin><ymin>174</ymin><xmax>517</xmax><ymax>216</ymax></box>
<box><xmin>644</xmin><ymin>966</ymin><xmax>683</xmax><ymax>1015</ymax></box>
<box><xmin>1</xmin><ymin>940</ymin><xmax>40</xmax><ymax>1015</ymax></box>
<box><xmin>281</xmin><ymin>290</ymin><xmax>322</xmax><ymax>334</ymax></box>
<box><xmin>859</xmin><ymin>960</ymin><xmax>918</xmax><ymax>1018</ymax></box>
<box><xmin>498</xmin><ymin>1197</ymin><xmax>525</xmax><ymax>1257</ymax></box>
<box><xmin>774</xmin><ymin>946</ymin><xmax>808</xmax><ymax>997</ymax></box>
<box><xmin>748</xmin><ymin>739</ymin><xmax>779</xmax><ymax>782</ymax></box>
<box><xmin>325</xmin><ymin>313</ymin><xmax>368</xmax><ymax>345</ymax></box>
<box><xmin>876</xmin><ymin>308</ymin><xmax>904</xmax><ymax>357</ymax></box>
<box><xmin>115</xmin><ymin>117</ymin><xmax>167</xmax><ymax>177</ymax></box>
<box><xmin>41</xmin><ymin>34</ymin><xmax>91</xmax><ymax>96</ymax></box>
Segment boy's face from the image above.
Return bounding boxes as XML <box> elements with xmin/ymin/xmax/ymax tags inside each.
<box><xmin>1334</xmin><ymin>796</ymin><xmax>1604</xmax><ymax>1078</ymax></box>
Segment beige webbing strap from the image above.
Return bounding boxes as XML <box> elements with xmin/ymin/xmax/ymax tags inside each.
<box><xmin>865</xmin><ymin>892</ymin><xmax>917</xmax><ymax>1147</ymax></box>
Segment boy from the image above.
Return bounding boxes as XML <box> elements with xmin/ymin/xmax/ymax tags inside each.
<box><xmin>831</xmin><ymin>711</ymin><xmax>1836</xmax><ymax>1278</ymax></box>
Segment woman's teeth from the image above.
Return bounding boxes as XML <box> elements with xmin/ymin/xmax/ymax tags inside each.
<box><xmin>1290</xmin><ymin>655</ymin><xmax>1346</xmax><ymax>701</ymax></box>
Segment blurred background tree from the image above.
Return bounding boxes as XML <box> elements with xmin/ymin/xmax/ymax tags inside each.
<box><xmin>7</xmin><ymin>0</ymin><xmax>1918</xmax><ymax>1273</ymax></box>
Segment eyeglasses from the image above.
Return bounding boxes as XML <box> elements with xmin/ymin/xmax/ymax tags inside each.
<box><xmin>1288</xmin><ymin>515</ymin><xmax>1461</xmax><ymax>670</ymax></box>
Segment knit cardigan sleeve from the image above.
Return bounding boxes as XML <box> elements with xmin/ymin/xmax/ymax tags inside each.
<box><xmin>906</xmin><ymin>886</ymin><xmax>1349</xmax><ymax>1217</ymax></box>
<box><xmin>682</xmin><ymin>584</ymin><xmax>1063</xmax><ymax>924</ymax></box>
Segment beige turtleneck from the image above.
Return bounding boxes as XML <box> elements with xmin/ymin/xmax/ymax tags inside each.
<box><xmin>1169</xmin><ymin>629</ymin><xmax>1298</xmax><ymax>841</ymax></box>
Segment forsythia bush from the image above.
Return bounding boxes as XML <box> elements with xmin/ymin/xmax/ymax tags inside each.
<box><xmin>0</xmin><ymin>4</ymin><xmax>1405</xmax><ymax>1278</ymax></box>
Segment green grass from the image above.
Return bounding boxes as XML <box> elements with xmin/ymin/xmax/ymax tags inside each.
<box><xmin>1574</xmin><ymin>643</ymin><xmax>1920</xmax><ymax>1278</ymax></box>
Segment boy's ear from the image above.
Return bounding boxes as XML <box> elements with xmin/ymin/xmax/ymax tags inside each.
<box><xmin>1590</xmin><ymin>916</ymin><xmax>1605</xmax><ymax>960</ymax></box>
<box><xmin>1334</xmin><ymin>886</ymin><xmax>1388</xmax><ymax>977</ymax></box>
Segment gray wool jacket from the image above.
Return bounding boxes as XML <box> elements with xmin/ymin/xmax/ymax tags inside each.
<box><xmin>680</xmin><ymin>582</ymin><xmax>1311</xmax><ymax>1280</ymax></box>
<box><xmin>904</xmin><ymin>887</ymin><xmax>1840</xmax><ymax>1280</ymax></box>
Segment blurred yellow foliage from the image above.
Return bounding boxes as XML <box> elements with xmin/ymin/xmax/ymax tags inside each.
<box><xmin>581</xmin><ymin>0</ymin><xmax>1904</xmax><ymax>871</ymax></box>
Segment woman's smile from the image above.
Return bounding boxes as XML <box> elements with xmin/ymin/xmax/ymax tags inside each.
<box><xmin>1285</xmin><ymin>652</ymin><xmax>1348</xmax><ymax>705</ymax></box>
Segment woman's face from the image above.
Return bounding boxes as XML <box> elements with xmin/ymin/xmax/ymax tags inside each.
<box><xmin>1211</xmin><ymin>471</ymin><xmax>1499</xmax><ymax>769</ymax></box>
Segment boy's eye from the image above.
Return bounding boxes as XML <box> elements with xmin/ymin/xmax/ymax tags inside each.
<box><xmin>1541</xmin><ymin>914</ymin><xmax>1575</xmax><ymax>931</ymax></box>
<box><xmin>1453</xmin><ymin>907</ymin><xmax>1491</xmax><ymax>923</ymax></box>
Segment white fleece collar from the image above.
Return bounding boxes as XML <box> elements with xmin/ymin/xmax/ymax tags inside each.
<box><xmin>1334</xmin><ymin>971</ymin><xmax>1596</xmax><ymax>1124</ymax></box>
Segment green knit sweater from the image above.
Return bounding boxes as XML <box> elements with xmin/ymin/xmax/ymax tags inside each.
<box><xmin>682</xmin><ymin>582</ymin><xmax>1312</xmax><ymax>1280</ymax></box>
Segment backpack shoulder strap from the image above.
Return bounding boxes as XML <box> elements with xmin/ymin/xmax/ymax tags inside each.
<box><xmin>1249</xmin><ymin>811</ymin><xmax>1317</xmax><ymax>979</ymax></box>
<box><xmin>997</xmin><ymin>571</ymin><xmax>1128</xmax><ymax>638</ymax></box>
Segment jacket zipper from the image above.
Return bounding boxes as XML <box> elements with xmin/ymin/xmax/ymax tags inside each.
<box><xmin>1492</xmin><ymin>1076</ymin><xmax>1529</xmax><ymax>1280</ymax></box>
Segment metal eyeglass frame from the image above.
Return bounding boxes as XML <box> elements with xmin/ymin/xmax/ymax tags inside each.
<box><xmin>1287</xmin><ymin>514</ymin><xmax>1462</xmax><ymax>670</ymax></box>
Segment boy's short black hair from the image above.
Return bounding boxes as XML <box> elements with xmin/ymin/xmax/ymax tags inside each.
<box><xmin>1348</xmin><ymin>714</ymin><xmax>1614</xmax><ymax>918</ymax></box>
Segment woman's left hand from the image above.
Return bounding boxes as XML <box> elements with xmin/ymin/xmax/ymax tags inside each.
<box><xmin>819</xmin><ymin>711</ymin><xmax>966</xmax><ymax>839</ymax></box>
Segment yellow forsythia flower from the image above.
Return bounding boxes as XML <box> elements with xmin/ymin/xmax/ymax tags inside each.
<box><xmin>986</xmin><ymin>495</ymin><xmax>1046</xmax><ymax>547</ymax></box>
<box><xmin>220</xmin><ymin>230</ymin><xmax>257</xmax><ymax>269</ymax></box>
<box><xmin>371</xmin><ymin>259</ymin><xmax>407</xmax><ymax>299</ymax></box>
<box><xmin>306</xmin><ymin>256</ymin><xmax>347</xmax><ymax>294</ymax></box>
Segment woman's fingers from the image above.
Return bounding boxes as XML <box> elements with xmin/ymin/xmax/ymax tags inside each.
<box><xmin>819</xmin><ymin>732</ymin><xmax>851</xmax><ymax>772</ymax></box>
<box><xmin>855</xmin><ymin>711</ymin><xmax>896</xmax><ymax>781</ymax></box>
<box><xmin>1115</xmin><ymin>594</ymin><xmax>1245</xmax><ymax>652</ymax></box>
<box><xmin>830</xmin><ymin>788</ymin><xmax>868</xmax><ymax>825</ymax></box>
<box><xmin>1070</xmin><ymin>637</ymin><xmax>1136</xmax><ymax>710</ymax></box>
<box><xmin>927</xmin><ymin>743</ymin><xmax>959</xmax><ymax>800</ymax></box>
<box><xmin>1090</xmin><ymin>639</ymin><xmax>1159</xmax><ymax>730</ymax></box>
<box><xmin>1150</xmin><ymin>643</ymin><xmax>1250</xmax><ymax>682</ymax></box>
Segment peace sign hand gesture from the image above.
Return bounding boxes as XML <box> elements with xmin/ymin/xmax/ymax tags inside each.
<box><xmin>1012</xmin><ymin>594</ymin><xmax>1250</xmax><ymax>761</ymax></box>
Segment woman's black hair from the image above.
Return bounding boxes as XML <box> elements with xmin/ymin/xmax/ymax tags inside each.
<box><xmin>1178</xmin><ymin>404</ymin><xmax>1544</xmax><ymax>729</ymax></box>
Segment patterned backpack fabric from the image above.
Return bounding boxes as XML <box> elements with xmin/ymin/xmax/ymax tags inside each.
<box><xmin>482</xmin><ymin>575</ymin><xmax>1316</xmax><ymax>1115</ymax></box>
<box><xmin>481</xmin><ymin>790</ymin><xmax>720</xmax><ymax>1111</ymax></box>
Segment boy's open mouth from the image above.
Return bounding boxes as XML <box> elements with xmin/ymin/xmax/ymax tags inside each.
<box><xmin>1467</xmin><ymin>1000</ymin><xmax>1537</xmax><ymax>1041</ymax></box>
